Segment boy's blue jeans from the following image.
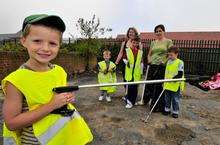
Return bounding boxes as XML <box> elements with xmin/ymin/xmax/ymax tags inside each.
<box><xmin>164</xmin><ymin>89</ymin><xmax>181</xmax><ymax>114</ymax></box>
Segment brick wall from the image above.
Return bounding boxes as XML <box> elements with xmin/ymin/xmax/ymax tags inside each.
<box><xmin>0</xmin><ymin>51</ymin><xmax>97</xmax><ymax>80</ymax></box>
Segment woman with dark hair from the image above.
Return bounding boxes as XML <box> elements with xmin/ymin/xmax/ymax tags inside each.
<box><xmin>143</xmin><ymin>24</ymin><xmax>173</xmax><ymax>112</ymax></box>
<box><xmin>115</xmin><ymin>27</ymin><xmax>142</xmax><ymax>90</ymax></box>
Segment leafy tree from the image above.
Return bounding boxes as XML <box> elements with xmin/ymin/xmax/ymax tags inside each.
<box><xmin>76</xmin><ymin>14</ymin><xmax>112</xmax><ymax>39</ymax></box>
<box><xmin>75</xmin><ymin>14</ymin><xmax>112</xmax><ymax>70</ymax></box>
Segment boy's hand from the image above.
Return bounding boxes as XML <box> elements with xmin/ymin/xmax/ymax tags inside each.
<box><xmin>109</xmin><ymin>67</ymin><xmax>116</xmax><ymax>72</ymax></box>
<box><xmin>159</xmin><ymin>60</ymin><xmax>164</xmax><ymax>64</ymax></box>
<box><xmin>104</xmin><ymin>69</ymin><xmax>108</xmax><ymax>74</ymax></box>
<box><xmin>127</xmin><ymin>62</ymin><xmax>130</xmax><ymax>68</ymax></box>
<box><xmin>49</xmin><ymin>93</ymin><xmax>74</xmax><ymax>110</ymax></box>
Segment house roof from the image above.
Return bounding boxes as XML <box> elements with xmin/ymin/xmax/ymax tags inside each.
<box><xmin>117</xmin><ymin>31</ymin><xmax>220</xmax><ymax>40</ymax></box>
<box><xmin>0</xmin><ymin>31</ymin><xmax>21</xmax><ymax>41</ymax></box>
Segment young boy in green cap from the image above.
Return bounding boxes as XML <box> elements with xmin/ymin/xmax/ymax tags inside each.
<box><xmin>2</xmin><ymin>14</ymin><xmax>93</xmax><ymax>145</ymax></box>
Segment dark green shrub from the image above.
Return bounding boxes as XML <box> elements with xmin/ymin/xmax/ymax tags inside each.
<box><xmin>0</xmin><ymin>42</ymin><xmax>25</xmax><ymax>52</ymax></box>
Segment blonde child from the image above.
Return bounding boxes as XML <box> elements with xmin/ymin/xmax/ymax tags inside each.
<box><xmin>2</xmin><ymin>14</ymin><xmax>93</xmax><ymax>145</ymax></box>
<box><xmin>98</xmin><ymin>50</ymin><xmax>117</xmax><ymax>102</ymax></box>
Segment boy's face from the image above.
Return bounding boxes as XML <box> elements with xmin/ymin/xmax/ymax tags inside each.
<box><xmin>131</xmin><ymin>40</ymin><xmax>139</xmax><ymax>48</ymax></box>
<box><xmin>21</xmin><ymin>25</ymin><xmax>61</xmax><ymax>64</ymax></box>
<box><xmin>103</xmin><ymin>52</ymin><xmax>111</xmax><ymax>61</ymax></box>
<box><xmin>168</xmin><ymin>52</ymin><xmax>178</xmax><ymax>60</ymax></box>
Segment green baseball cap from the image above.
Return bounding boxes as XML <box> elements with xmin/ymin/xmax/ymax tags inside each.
<box><xmin>22</xmin><ymin>14</ymin><xmax>66</xmax><ymax>33</ymax></box>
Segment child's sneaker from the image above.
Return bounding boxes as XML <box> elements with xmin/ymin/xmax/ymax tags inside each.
<box><xmin>125</xmin><ymin>100</ymin><xmax>133</xmax><ymax>109</ymax></box>
<box><xmin>106</xmin><ymin>96</ymin><xmax>111</xmax><ymax>102</ymax></box>
<box><xmin>125</xmin><ymin>103</ymin><xmax>133</xmax><ymax>109</ymax></box>
<box><xmin>162</xmin><ymin>111</ymin><xmax>171</xmax><ymax>116</ymax></box>
<box><xmin>135</xmin><ymin>100</ymin><xmax>144</xmax><ymax>106</ymax></box>
<box><xmin>172</xmin><ymin>113</ymin><xmax>178</xmax><ymax>118</ymax></box>
<box><xmin>122</xmin><ymin>96</ymin><xmax>126</xmax><ymax>101</ymax></box>
<box><xmin>99</xmin><ymin>96</ymin><xmax>104</xmax><ymax>101</ymax></box>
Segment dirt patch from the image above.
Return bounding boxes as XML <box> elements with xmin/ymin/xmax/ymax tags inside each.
<box><xmin>79</xmin><ymin>103</ymin><xmax>106</xmax><ymax>113</ymax></box>
<box><xmin>182</xmin><ymin>94</ymin><xmax>192</xmax><ymax>99</ymax></box>
<box><xmin>101</xmin><ymin>114</ymin><xmax>125</xmax><ymax>123</ymax></box>
<box><xmin>155</xmin><ymin>124</ymin><xmax>196</xmax><ymax>145</ymax></box>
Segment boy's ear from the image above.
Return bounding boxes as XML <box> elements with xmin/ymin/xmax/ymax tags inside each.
<box><xmin>20</xmin><ymin>37</ymin><xmax>26</xmax><ymax>47</ymax></box>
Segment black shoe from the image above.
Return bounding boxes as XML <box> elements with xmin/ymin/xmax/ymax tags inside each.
<box><xmin>172</xmin><ymin>113</ymin><xmax>178</xmax><ymax>118</ymax></box>
<box><xmin>162</xmin><ymin>111</ymin><xmax>171</xmax><ymax>116</ymax></box>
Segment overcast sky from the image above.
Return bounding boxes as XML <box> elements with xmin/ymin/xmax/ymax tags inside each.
<box><xmin>0</xmin><ymin>0</ymin><xmax>220</xmax><ymax>38</ymax></box>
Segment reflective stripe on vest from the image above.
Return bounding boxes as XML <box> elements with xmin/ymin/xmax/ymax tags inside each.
<box><xmin>38</xmin><ymin>111</ymin><xmax>81</xmax><ymax>144</ymax></box>
<box><xmin>3</xmin><ymin>123</ymin><xmax>20</xmax><ymax>145</ymax></box>
<box><xmin>125</xmin><ymin>48</ymin><xmax>143</xmax><ymax>81</ymax></box>
<box><xmin>164</xmin><ymin>59</ymin><xmax>185</xmax><ymax>92</ymax></box>
<box><xmin>3</xmin><ymin>137</ymin><xmax>16</xmax><ymax>145</ymax></box>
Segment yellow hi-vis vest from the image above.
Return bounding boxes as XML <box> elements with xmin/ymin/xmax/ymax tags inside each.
<box><xmin>164</xmin><ymin>59</ymin><xmax>185</xmax><ymax>92</ymax></box>
<box><xmin>125</xmin><ymin>47</ymin><xmax>143</xmax><ymax>81</ymax></box>
<box><xmin>2</xmin><ymin>65</ymin><xmax>93</xmax><ymax>145</ymax></box>
<box><xmin>98</xmin><ymin>61</ymin><xmax>117</xmax><ymax>93</ymax></box>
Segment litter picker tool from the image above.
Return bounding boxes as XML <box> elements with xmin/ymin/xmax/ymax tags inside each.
<box><xmin>52</xmin><ymin>76</ymin><xmax>210</xmax><ymax>117</ymax></box>
<box><xmin>0</xmin><ymin>76</ymin><xmax>210</xmax><ymax>116</ymax></box>
<box><xmin>140</xmin><ymin>75</ymin><xmax>210</xmax><ymax>123</ymax></box>
<box><xmin>136</xmin><ymin>65</ymin><xmax>150</xmax><ymax>105</ymax></box>
<box><xmin>53</xmin><ymin>76</ymin><xmax>210</xmax><ymax>93</ymax></box>
<box><xmin>142</xmin><ymin>89</ymin><xmax>165</xmax><ymax>123</ymax></box>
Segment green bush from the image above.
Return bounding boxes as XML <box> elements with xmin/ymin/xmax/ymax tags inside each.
<box><xmin>0</xmin><ymin>40</ymin><xmax>122</xmax><ymax>69</ymax></box>
<box><xmin>0</xmin><ymin>42</ymin><xmax>25</xmax><ymax>52</ymax></box>
<box><xmin>61</xmin><ymin>39</ymin><xmax>103</xmax><ymax>56</ymax></box>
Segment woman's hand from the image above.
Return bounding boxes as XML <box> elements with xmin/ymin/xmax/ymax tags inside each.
<box><xmin>115</xmin><ymin>41</ymin><xmax>126</xmax><ymax>64</ymax></box>
<box><xmin>139</xmin><ymin>42</ymin><xmax>143</xmax><ymax>50</ymax></box>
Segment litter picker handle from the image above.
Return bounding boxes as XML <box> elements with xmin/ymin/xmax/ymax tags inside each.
<box><xmin>52</xmin><ymin>76</ymin><xmax>211</xmax><ymax>93</ymax></box>
<box><xmin>52</xmin><ymin>86</ymin><xmax>79</xmax><ymax>93</ymax></box>
<box><xmin>185</xmin><ymin>76</ymin><xmax>210</xmax><ymax>82</ymax></box>
<box><xmin>52</xmin><ymin>86</ymin><xmax>79</xmax><ymax>116</ymax></box>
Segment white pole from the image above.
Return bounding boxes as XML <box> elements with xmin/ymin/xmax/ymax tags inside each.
<box><xmin>136</xmin><ymin>65</ymin><xmax>150</xmax><ymax>105</ymax></box>
<box><xmin>78</xmin><ymin>78</ymin><xmax>186</xmax><ymax>89</ymax></box>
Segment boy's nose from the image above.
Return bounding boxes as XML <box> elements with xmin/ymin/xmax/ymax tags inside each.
<box><xmin>42</xmin><ymin>43</ymin><xmax>50</xmax><ymax>51</ymax></box>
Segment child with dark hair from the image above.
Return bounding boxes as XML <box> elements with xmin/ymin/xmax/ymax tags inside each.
<box><xmin>163</xmin><ymin>46</ymin><xmax>185</xmax><ymax>118</ymax></box>
<box><xmin>124</xmin><ymin>37</ymin><xmax>143</xmax><ymax>108</ymax></box>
